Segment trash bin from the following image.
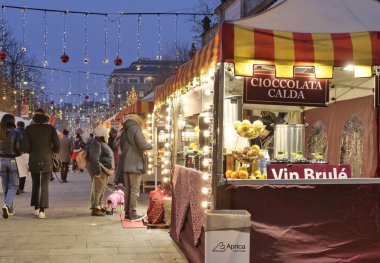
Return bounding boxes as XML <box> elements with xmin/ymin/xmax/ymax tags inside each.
<box><xmin>204</xmin><ymin>210</ymin><xmax>251</xmax><ymax>263</ymax></box>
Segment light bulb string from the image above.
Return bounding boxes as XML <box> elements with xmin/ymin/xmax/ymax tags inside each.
<box><xmin>21</xmin><ymin>7</ymin><xmax>27</xmax><ymax>50</ymax></box>
<box><xmin>43</xmin><ymin>11</ymin><xmax>47</xmax><ymax>62</ymax></box>
<box><xmin>175</xmin><ymin>14</ymin><xmax>179</xmax><ymax>64</ymax></box>
<box><xmin>104</xmin><ymin>15</ymin><xmax>108</xmax><ymax>60</ymax></box>
<box><xmin>117</xmin><ymin>13</ymin><xmax>122</xmax><ymax>57</ymax></box>
<box><xmin>157</xmin><ymin>14</ymin><xmax>161</xmax><ymax>60</ymax></box>
<box><xmin>84</xmin><ymin>13</ymin><xmax>88</xmax><ymax>59</ymax></box>
<box><xmin>63</xmin><ymin>11</ymin><xmax>67</xmax><ymax>53</ymax></box>
<box><xmin>137</xmin><ymin>14</ymin><xmax>141</xmax><ymax>60</ymax></box>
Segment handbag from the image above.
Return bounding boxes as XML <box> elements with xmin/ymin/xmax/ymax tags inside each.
<box><xmin>52</xmin><ymin>152</ymin><xmax>61</xmax><ymax>172</ymax></box>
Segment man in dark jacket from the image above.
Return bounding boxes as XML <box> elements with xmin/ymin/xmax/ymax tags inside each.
<box><xmin>23</xmin><ymin>109</ymin><xmax>60</xmax><ymax>219</ymax></box>
<box><xmin>119</xmin><ymin>113</ymin><xmax>152</xmax><ymax>221</ymax></box>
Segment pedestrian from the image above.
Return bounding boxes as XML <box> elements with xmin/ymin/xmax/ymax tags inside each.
<box><xmin>71</xmin><ymin>133</ymin><xmax>85</xmax><ymax>173</ymax></box>
<box><xmin>87</xmin><ymin>124</ymin><xmax>114</xmax><ymax>216</ymax></box>
<box><xmin>23</xmin><ymin>109</ymin><xmax>60</xmax><ymax>219</ymax></box>
<box><xmin>119</xmin><ymin>113</ymin><xmax>152</xmax><ymax>221</ymax></box>
<box><xmin>108</xmin><ymin>128</ymin><xmax>119</xmax><ymax>169</ymax></box>
<box><xmin>59</xmin><ymin>129</ymin><xmax>72</xmax><ymax>183</ymax></box>
<box><xmin>86</xmin><ymin>133</ymin><xmax>95</xmax><ymax>145</ymax></box>
<box><xmin>15</xmin><ymin>121</ymin><xmax>29</xmax><ymax>194</ymax></box>
<box><xmin>0</xmin><ymin>114</ymin><xmax>22</xmax><ymax>219</ymax></box>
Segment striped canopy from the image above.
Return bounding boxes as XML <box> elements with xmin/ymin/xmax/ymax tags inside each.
<box><xmin>154</xmin><ymin>22</ymin><xmax>380</xmax><ymax>105</ymax></box>
<box><xmin>115</xmin><ymin>101</ymin><xmax>154</xmax><ymax>121</ymax></box>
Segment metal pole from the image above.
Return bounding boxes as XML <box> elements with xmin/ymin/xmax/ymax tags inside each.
<box><xmin>211</xmin><ymin>63</ymin><xmax>225</xmax><ymax>209</ymax></box>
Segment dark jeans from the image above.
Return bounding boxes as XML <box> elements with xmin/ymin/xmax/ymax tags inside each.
<box><xmin>19</xmin><ymin>177</ymin><xmax>26</xmax><ymax>191</ymax></box>
<box><xmin>61</xmin><ymin>162</ymin><xmax>70</xmax><ymax>181</ymax></box>
<box><xmin>31</xmin><ymin>172</ymin><xmax>50</xmax><ymax>209</ymax></box>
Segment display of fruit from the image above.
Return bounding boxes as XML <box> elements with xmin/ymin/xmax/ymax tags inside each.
<box><xmin>233</xmin><ymin>119</ymin><xmax>264</xmax><ymax>139</ymax></box>
<box><xmin>233</xmin><ymin>144</ymin><xmax>264</xmax><ymax>164</ymax></box>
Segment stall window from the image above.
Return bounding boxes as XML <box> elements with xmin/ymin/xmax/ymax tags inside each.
<box><xmin>339</xmin><ymin>115</ymin><xmax>363</xmax><ymax>178</ymax></box>
<box><xmin>307</xmin><ymin>121</ymin><xmax>328</xmax><ymax>159</ymax></box>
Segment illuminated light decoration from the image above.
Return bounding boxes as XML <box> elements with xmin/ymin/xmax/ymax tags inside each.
<box><xmin>102</xmin><ymin>15</ymin><xmax>109</xmax><ymax>64</ymax></box>
<box><xmin>202</xmin><ymin>173</ymin><xmax>211</xmax><ymax>181</ymax></box>
<box><xmin>203</xmin><ymin>145</ymin><xmax>210</xmax><ymax>153</ymax></box>
<box><xmin>343</xmin><ymin>65</ymin><xmax>354</xmax><ymax>71</ymax></box>
<box><xmin>201</xmin><ymin>201</ymin><xmax>210</xmax><ymax>209</ymax></box>
<box><xmin>136</xmin><ymin>14</ymin><xmax>141</xmax><ymax>61</ymax></box>
<box><xmin>114</xmin><ymin>13</ymin><xmax>123</xmax><ymax>66</ymax></box>
<box><xmin>202</xmin><ymin>158</ymin><xmax>211</xmax><ymax>167</ymax></box>
<box><xmin>204</xmin><ymin>89</ymin><xmax>213</xmax><ymax>96</ymax></box>
<box><xmin>83</xmin><ymin>13</ymin><xmax>89</xmax><ymax>64</ymax></box>
<box><xmin>163</xmin><ymin>177</ymin><xmax>170</xmax><ymax>183</ymax></box>
<box><xmin>42</xmin><ymin>11</ymin><xmax>48</xmax><ymax>66</ymax></box>
<box><xmin>201</xmin><ymin>187</ymin><xmax>210</xmax><ymax>195</ymax></box>
<box><xmin>21</xmin><ymin>7</ymin><xmax>27</xmax><ymax>52</ymax></box>
<box><xmin>203</xmin><ymin>130</ymin><xmax>210</xmax><ymax>137</ymax></box>
<box><xmin>61</xmin><ymin>11</ymin><xmax>69</xmax><ymax>63</ymax></box>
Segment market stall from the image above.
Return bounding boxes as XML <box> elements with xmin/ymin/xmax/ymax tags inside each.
<box><xmin>153</xmin><ymin>0</ymin><xmax>380</xmax><ymax>262</ymax></box>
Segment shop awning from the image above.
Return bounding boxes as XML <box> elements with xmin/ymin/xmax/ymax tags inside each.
<box><xmin>115</xmin><ymin>101</ymin><xmax>154</xmax><ymax>121</ymax></box>
<box><xmin>154</xmin><ymin>0</ymin><xmax>380</xmax><ymax>105</ymax></box>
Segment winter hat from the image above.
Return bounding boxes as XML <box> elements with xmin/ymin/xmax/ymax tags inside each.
<box><xmin>93</xmin><ymin>125</ymin><xmax>109</xmax><ymax>141</ymax></box>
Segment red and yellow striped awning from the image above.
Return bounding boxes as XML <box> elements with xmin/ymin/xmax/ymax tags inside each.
<box><xmin>116</xmin><ymin>101</ymin><xmax>154</xmax><ymax>120</ymax></box>
<box><xmin>222</xmin><ymin>23</ymin><xmax>380</xmax><ymax>79</ymax></box>
<box><xmin>154</xmin><ymin>22</ymin><xmax>380</xmax><ymax>105</ymax></box>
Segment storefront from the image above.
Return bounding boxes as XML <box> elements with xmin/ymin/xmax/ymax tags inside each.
<box><xmin>152</xmin><ymin>1</ymin><xmax>380</xmax><ymax>261</ymax></box>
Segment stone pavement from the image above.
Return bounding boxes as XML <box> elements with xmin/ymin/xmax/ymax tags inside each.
<box><xmin>0</xmin><ymin>171</ymin><xmax>187</xmax><ymax>263</ymax></box>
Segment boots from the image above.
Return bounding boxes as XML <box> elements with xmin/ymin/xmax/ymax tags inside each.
<box><xmin>129</xmin><ymin>210</ymin><xmax>145</xmax><ymax>221</ymax></box>
<box><xmin>91</xmin><ymin>208</ymin><xmax>105</xmax><ymax>216</ymax></box>
<box><xmin>124</xmin><ymin>190</ymin><xmax>130</xmax><ymax>219</ymax></box>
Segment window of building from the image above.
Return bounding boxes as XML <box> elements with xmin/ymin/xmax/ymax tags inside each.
<box><xmin>128</xmin><ymin>78</ymin><xmax>139</xmax><ymax>84</ymax></box>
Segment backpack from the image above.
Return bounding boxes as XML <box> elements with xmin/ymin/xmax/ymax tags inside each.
<box><xmin>76</xmin><ymin>150</ymin><xmax>88</xmax><ymax>169</ymax></box>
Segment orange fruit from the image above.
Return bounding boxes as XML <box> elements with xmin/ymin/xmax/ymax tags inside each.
<box><xmin>238</xmin><ymin>170</ymin><xmax>249</xmax><ymax>179</ymax></box>
<box><xmin>238</xmin><ymin>166</ymin><xmax>248</xmax><ymax>171</ymax></box>
<box><xmin>225</xmin><ymin>170</ymin><xmax>233</xmax><ymax>178</ymax></box>
<box><xmin>231</xmin><ymin>171</ymin><xmax>239</xmax><ymax>179</ymax></box>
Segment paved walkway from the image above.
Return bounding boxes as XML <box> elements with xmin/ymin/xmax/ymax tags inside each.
<box><xmin>0</xmin><ymin>171</ymin><xmax>187</xmax><ymax>263</ymax></box>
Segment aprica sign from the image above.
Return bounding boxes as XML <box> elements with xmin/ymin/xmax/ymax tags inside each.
<box><xmin>212</xmin><ymin>242</ymin><xmax>246</xmax><ymax>253</ymax></box>
<box><xmin>243</xmin><ymin>70</ymin><xmax>329</xmax><ymax>106</ymax></box>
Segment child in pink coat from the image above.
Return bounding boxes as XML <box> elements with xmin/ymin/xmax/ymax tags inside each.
<box><xmin>104</xmin><ymin>189</ymin><xmax>124</xmax><ymax>215</ymax></box>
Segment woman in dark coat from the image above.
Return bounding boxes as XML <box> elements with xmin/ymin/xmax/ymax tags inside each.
<box><xmin>23</xmin><ymin>109</ymin><xmax>60</xmax><ymax>219</ymax></box>
<box><xmin>0</xmin><ymin>114</ymin><xmax>22</xmax><ymax>218</ymax></box>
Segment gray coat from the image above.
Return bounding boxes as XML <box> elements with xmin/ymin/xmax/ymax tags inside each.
<box><xmin>23</xmin><ymin>114</ymin><xmax>60</xmax><ymax>173</ymax></box>
<box><xmin>120</xmin><ymin>118</ymin><xmax>152</xmax><ymax>174</ymax></box>
<box><xmin>87</xmin><ymin>138</ymin><xmax>114</xmax><ymax>176</ymax></box>
<box><xmin>59</xmin><ymin>135</ymin><xmax>73</xmax><ymax>163</ymax></box>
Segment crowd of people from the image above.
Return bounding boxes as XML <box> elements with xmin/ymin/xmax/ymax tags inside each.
<box><xmin>0</xmin><ymin>109</ymin><xmax>152</xmax><ymax>221</ymax></box>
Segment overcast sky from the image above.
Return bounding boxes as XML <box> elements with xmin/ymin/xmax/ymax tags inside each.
<box><xmin>1</xmin><ymin>0</ymin><xmax>209</xmax><ymax>104</ymax></box>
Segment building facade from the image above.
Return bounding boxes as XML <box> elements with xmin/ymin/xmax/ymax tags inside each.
<box><xmin>108</xmin><ymin>59</ymin><xmax>178</xmax><ymax>111</ymax></box>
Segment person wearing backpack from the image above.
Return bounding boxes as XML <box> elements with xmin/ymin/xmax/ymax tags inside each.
<box><xmin>87</xmin><ymin>125</ymin><xmax>114</xmax><ymax>216</ymax></box>
<box><xmin>119</xmin><ymin>113</ymin><xmax>152</xmax><ymax>221</ymax></box>
<box><xmin>0</xmin><ymin>114</ymin><xmax>22</xmax><ymax>219</ymax></box>
<box><xmin>59</xmin><ymin>129</ymin><xmax>72</xmax><ymax>183</ymax></box>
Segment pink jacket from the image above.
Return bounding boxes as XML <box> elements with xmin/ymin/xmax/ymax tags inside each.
<box><xmin>105</xmin><ymin>189</ymin><xmax>124</xmax><ymax>209</ymax></box>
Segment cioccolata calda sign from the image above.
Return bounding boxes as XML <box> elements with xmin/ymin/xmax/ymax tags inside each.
<box><xmin>243</xmin><ymin>70</ymin><xmax>329</xmax><ymax>106</ymax></box>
